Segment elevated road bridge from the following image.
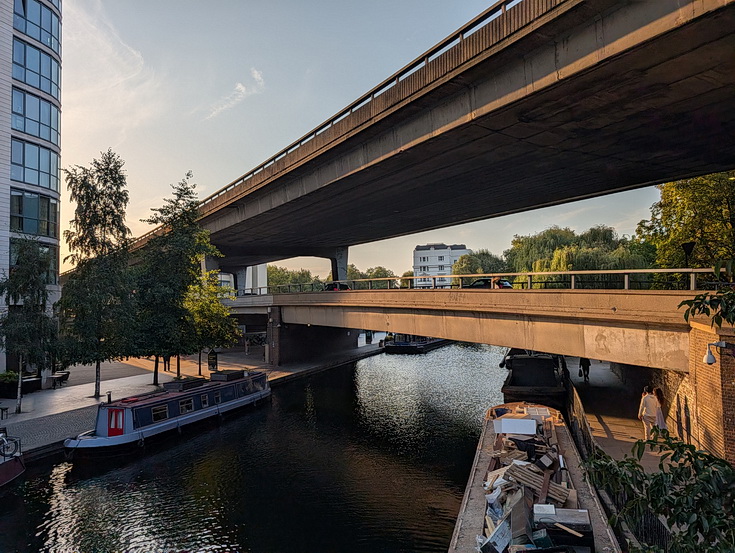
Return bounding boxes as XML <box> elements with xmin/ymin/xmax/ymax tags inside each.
<box><xmin>132</xmin><ymin>0</ymin><xmax>735</xmax><ymax>278</ymax></box>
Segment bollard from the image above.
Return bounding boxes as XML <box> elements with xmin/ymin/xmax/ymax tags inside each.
<box><xmin>106</xmin><ymin>391</ymin><xmax>112</xmax><ymax>403</ymax></box>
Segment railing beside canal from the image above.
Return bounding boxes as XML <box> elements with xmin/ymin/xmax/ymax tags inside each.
<box><xmin>233</xmin><ymin>267</ymin><xmax>728</xmax><ymax>297</ymax></box>
<box><xmin>566</xmin><ymin>385</ymin><xmax>674</xmax><ymax>552</ymax></box>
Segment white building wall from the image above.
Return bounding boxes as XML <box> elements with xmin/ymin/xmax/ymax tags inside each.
<box><xmin>412</xmin><ymin>243</ymin><xmax>471</xmax><ymax>288</ymax></box>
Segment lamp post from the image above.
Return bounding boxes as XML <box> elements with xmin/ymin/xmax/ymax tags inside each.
<box><xmin>681</xmin><ymin>241</ymin><xmax>696</xmax><ymax>268</ymax></box>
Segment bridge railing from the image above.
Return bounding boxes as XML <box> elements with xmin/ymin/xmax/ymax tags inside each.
<box><xmin>233</xmin><ymin>267</ymin><xmax>726</xmax><ymax>296</ymax></box>
<box><xmin>130</xmin><ymin>0</ymin><xmax>563</xmax><ymax>251</ymax></box>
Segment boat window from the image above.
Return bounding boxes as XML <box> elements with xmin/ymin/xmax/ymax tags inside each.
<box><xmin>151</xmin><ymin>405</ymin><xmax>169</xmax><ymax>422</ymax></box>
<box><xmin>179</xmin><ymin>398</ymin><xmax>194</xmax><ymax>414</ymax></box>
<box><xmin>214</xmin><ymin>391</ymin><xmax>221</xmax><ymax>404</ymax></box>
<box><xmin>201</xmin><ymin>394</ymin><xmax>209</xmax><ymax>408</ymax></box>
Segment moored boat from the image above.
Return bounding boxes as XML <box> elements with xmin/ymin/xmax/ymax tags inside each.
<box><xmin>500</xmin><ymin>349</ymin><xmax>568</xmax><ymax>410</ymax></box>
<box><xmin>64</xmin><ymin>370</ymin><xmax>270</xmax><ymax>456</ymax></box>
<box><xmin>0</xmin><ymin>428</ymin><xmax>25</xmax><ymax>487</ymax></box>
<box><xmin>383</xmin><ymin>333</ymin><xmax>451</xmax><ymax>354</ymax></box>
<box><xmin>449</xmin><ymin>402</ymin><xmax>619</xmax><ymax>553</ymax></box>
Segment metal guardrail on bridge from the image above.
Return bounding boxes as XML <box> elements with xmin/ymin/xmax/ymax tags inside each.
<box><xmin>233</xmin><ymin>267</ymin><xmax>726</xmax><ymax>296</ymax></box>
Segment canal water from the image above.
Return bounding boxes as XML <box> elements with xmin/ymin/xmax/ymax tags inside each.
<box><xmin>0</xmin><ymin>343</ymin><xmax>508</xmax><ymax>553</ymax></box>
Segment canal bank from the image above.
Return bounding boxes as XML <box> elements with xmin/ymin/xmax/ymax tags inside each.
<box><xmin>2</xmin><ymin>344</ymin><xmax>384</xmax><ymax>462</ymax></box>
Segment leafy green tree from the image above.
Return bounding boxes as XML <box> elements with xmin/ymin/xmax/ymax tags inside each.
<box><xmin>503</xmin><ymin>226</ymin><xmax>577</xmax><ymax>272</ymax></box>
<box><xmin>58</xmin><ymin>149</ymin><xmax>134</xmax><ymax>398</ymax></box>
<box><xmin>473</xmin><ymin>249</ymin><xmax>507</xmax><ymax>273</ymax></box>
<box><xmin>451</xmin><ymin>254</ymin><xmax>483</xmax><ymax>286</ymax></box>
<box><xmin>267</xmin><ymin>265</ymin><xmax>320</xmax><ymax>291</ymax></box>
<box><xmin>585</xmin><ymin>430</ymin><xmax>735</xmax><ymax>552</ymax></box>
<box><xmin>636</xmin><ymin>171</ymin><xmax>735</xmax><ymax>268</ymax></box>
<box><xmin>346</xmin><ymin>263</ymin><xmax>367</xmax><ymax>281</ymax></box>
<box><xmin>184</xmin><ymin>271</ymin><xmax>242</xmax><ymax>374</ymax></box>
<box><xmin>364</xmin><ymin>266</ymin><xmax>396</xmax><ymax>289</ymax></box>
<box><xmin>137</xmin><ymin>172</ymin><xmax>218</xmax><ymax>381</ymax></box>
<box><xmin>0</xmin><ymin>239</ymin><xmax>56</xmax><ymax>413</ymax></box>
<box><xmin>400</xmin><ymin>270</ymin><xmax>414</xmax><ymax>288</ymax></box>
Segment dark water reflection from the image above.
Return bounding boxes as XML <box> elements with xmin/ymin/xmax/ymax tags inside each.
<box><xmin>0</xmin><ymin>343</ymin><xmax>507</xmax><ymax>553</ymax></box>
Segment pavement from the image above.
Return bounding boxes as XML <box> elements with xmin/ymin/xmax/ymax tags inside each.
<box><xmin>0</xmin><ymin>343</ymin><xmax>663</xmax><ymax>470</ymax></box>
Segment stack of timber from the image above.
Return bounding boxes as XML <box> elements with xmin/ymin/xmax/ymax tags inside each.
<box><xmin>448</xmin><ymin>402</ymin><xmax>620</xmax><ymax>553</ymax></box>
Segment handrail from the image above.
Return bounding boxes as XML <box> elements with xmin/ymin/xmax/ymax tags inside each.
<box><xmin>232</xmin><ymin>267</ymin><xmax>727</xmax><ymax>296</ymax></box>
<box><xmin>130</xmin><ymin>0</ymin><xmax>546</xmax><ymax>249</ymax></box>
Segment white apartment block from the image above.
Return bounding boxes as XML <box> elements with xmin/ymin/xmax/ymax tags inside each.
<box><xmin>412</xmin><ymin>243</ymin><xmax>471</xmax><ymax>288</ymax></box>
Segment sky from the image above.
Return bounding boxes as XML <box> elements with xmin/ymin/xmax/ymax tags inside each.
<box><xmin>60</xmin><ymin>0</ymin><xmax>661</xmax><ymax>276</ymax></box>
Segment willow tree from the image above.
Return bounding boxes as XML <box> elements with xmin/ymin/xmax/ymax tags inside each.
<box><xmin>58</xmin><ymin>149</ymin><xmax>135</xmax><ymax>398</ymax></box>
<box><xmin>0</xmin><ymin>239</ymin><xmax>56</xmax><ymax>413</ymax></box>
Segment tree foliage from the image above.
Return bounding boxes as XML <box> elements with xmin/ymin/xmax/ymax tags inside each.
<box><xmin>636</xmin><ymin>170</ymin><xmax>735</xmax><ymax>268</ymax></box>
<box><xmin>59</xmin><ymin>149</ymin><xmax>133</xmax><ymax>397</ymax></box>
<box><xmin>0</xmin><ymin>238</ymin><xmax>56</xmax><ymax>413</ymax></box>
<box><xmin>63</xmin><ymin>149</ymin><xmax>130</xmax><ymax>264</ymax></box>
<box><xmin>585</xmin><ymin>430</ymin><xmax>735</xmax><ymax>552</ymax></box>
<box><xmin>184</xmin><ymin>271</ymin><xmax>241</xmax><ymax>372</ymax></box>
<box><xmin>137</xmin><ymin>172</ymin><xmax>218</xmax><ymax>380</ymax></box>
<box><xmin>267</xmin><ymin>265</ymin><xmax>320</xmax><ymax>289</ymax></box>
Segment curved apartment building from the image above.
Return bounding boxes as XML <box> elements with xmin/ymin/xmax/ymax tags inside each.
<box><xmin>0</xmin><ymin>0</ymin><xmax>61</xmax><ymax>371</ymax></box>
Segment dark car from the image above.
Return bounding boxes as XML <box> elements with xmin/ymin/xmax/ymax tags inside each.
<box><xmin>323</xmin><ymin>281</ymin><xmax>351</xmax><ymax>291</ymax></box>
<box><xmin>466</xmin><ymin>277</ymin><xmax>513</xmax><ymax>289</ymax></box>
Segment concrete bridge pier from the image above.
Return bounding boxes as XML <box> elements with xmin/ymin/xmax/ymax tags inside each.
<box><xmin>265</xmin><ymin>306</ymin><xmax>358</xmax><ymax>366</ymax></box>
<box><xmin>329</xmin><ymin>246</ymin><xmax>349</xmax><ymax>282</ymax></box>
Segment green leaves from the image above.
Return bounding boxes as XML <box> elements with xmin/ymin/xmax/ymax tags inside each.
<box><xmin>583</xmin><ymin>430</ymin><xmax>735</xmax><ymax>552</ymax></box>
<box><xmin>679</xmin><ymin>289</ymin><xmax>735</xmax><ymax>328</ymax></box>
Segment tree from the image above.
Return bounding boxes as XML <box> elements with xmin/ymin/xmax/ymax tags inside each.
<box><xmin>585</xmin><ymin>430</ymin><xmax>735</xmax><ymax>552</ymax></box>
<box><xmin>58</xmin><ymin>149</ymin><xmax>134</xmax><ymax>398</ymax></box>
<box><xmin>503</xmin><ymin>226</ymin><xmax>577</xmax><ymax>272</ymax></box>
<box><xmin>266</xmin><ymin>265</ymin><xmax>320</xmax><ymax>291</ymax></box>
<box><xmin>472</xmin><ymin>249</ymin><xmax>507</xmax><ymax>273</ymax></box>
<box><xmin>400</xmin><ymin>270</ymin><xmax>414</xmax><ymax>288</ymax></box>
<box><xmin>137</xmin><ymin>172</ymin><xmax>218</xmax><ymax>381</ymax></box>
<box><xmin>451</xmin><ymin>254</ymin><xmax>483</xmax><ymax>286</ymax></box>
<box><xmin>184</xmin><ymin>271</ymin><xmax>242</xmax><ymax>374</ymax></box>
<box><xmin>636</xmin><ymin>171</ymin><xmax>735</xmax><ymax>268</ymax></box>
<box><xmin>0</xmin><ymin>239</ymin><xmax>56</xmax><ymax>413</ymax></box>
<box><xmin>364</xmin><ymin>266</ymin><xmax>396</xmax><ymax>289</ymax></box>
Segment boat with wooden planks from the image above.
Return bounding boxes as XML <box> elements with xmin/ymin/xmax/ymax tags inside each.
<box><xmin>448</xmin><ymin>402</ymin><xmax>620</xmax><ymax>553</ymax></box>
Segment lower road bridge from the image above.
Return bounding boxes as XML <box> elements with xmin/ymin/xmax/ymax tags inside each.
<box><xmin>227</xmin><ymin>276</ymin><xmax>735</xmax><ymax>463</ymax></box>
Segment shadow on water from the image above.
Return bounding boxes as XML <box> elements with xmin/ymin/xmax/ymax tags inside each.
<box><xmin>1</xmin><ymin>343</ymin><xmax>508</xmax><ymax>553</ymax></box>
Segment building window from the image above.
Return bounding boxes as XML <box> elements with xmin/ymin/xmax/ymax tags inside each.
<box><xmin>12</xmin><ymin>88</ymin><xmax>60</xmax><ymax>146</ymax></box>
<box><xmin>201</xmin><ymin>394</ymin><xmax>209</xmax><ymax>408</ymax></box>
<box><xmin>13</xmin><ymin>38</ymin><xmax>61</xmax><ymax>100</ymax></box>
<box><xmin>9</xmin><ymin>239</ymin><xmax>58</xmax><ymax>285</ymax></box>
<box><xmin>438</xmin><ymin>265</ymin><xmax>445</xmax><ymax>271</ymax></box>
<box><xmin>151</xmin><ymin>405</ymin><xmax>169</xmax><ymax>422</ymax></box>
<box><xmin>11</xmin><ymin>189</ymin><xmax>59</xmax><ymax>238</ymax></box>
<box><xmin>179</xmin><ymin>398</ymin><xmax>194</xmax><ymax>414</ymax></box>
<box><xmin>214</xmin><ymin>391</ymin><xmax>222</xmax><ymax>404</ymax></box>
<box><xmin>438</xmin><ymin>256</ymin><xmax>444</xmax><ymax>261</ymax></box>
<box><xmin>14</xmin><ymin>0</ymin><xmax>61</xmax><ymax>54</ymax></box>
<box><xmin>11</xmin><ymin>138</ymin><xmax>59</xmax><ymax>191</ymax></box>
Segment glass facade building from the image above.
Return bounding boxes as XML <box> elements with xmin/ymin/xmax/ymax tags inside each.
<box><xmin>1</xmin><ymin>0</ymin><xmax>62</xmax><ymax>371</ymax></box>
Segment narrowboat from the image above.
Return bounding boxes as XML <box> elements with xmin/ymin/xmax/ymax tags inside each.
<box><xmin>499</xmin><ymin>349</ymin><xmax>568</xmax><ymax>410</ymax></box>
<box><xmin>383</xmin><ymin>333</ymin><xmax>451</xmax><ymax>354</ymax></box>
<box><xmin>0</xmin><ymin>428</ymin><xmax>25</xmax><ymax>487</ymax></box>
<box><xmin>64</xmin><ymin>370</ymin><xmax>270</xmax><ymax>456</ymax></box>
<box><xmin>449</xmin><ymin>402</ymin><xmax>619</xmax><ymax>553</ymax></box>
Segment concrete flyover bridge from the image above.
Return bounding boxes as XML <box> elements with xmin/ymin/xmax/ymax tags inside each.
<box><xmin>145</xmin><ymin>0</ymin><xmax>735</xmax><ymax>279</ymax></box>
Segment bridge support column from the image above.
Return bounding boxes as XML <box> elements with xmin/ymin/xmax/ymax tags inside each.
<box><xmin>231</xmin><ymin>264</ymin><xmax>267</xmax><ymax>293</ymax></box>
<box><xmin>329</xmin><ymin>246</ymin><xmax>349</xmax><ymax>282</ymax></box>
<box><xmin>687</xmin><ymin>322</ymin><xmax>735</xmax><ymax>463</ymax></box>
<box><xmin>265</xmin><ymin>306</ymin><xmax>358</xmax><ymax>366</ymax></box>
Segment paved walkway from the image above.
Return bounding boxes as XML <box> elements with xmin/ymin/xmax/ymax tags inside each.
<box><xmin>1</xmin><ymin>345</ymin><xmax>664</xmax><ymax>470</ymax></box>
<box><xmin>567</xmin><ymin>357</ymin><xmax>665</xmax><ymax>472</ymax></box>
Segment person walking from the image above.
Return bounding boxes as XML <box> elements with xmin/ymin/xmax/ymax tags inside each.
<box><xmin>653</xmin><ymin>387</ymin><xmax>668</xmax><ymax>431</ymax></box>
<box><xmin>638</xmin><ymin>386</ymin><xmax>658</xmax><ymax>440</ymax></box>
<box><xmin>579</xmin><ymin>357</ymin><xmax>591</xmax><ymax>382</ymax></box>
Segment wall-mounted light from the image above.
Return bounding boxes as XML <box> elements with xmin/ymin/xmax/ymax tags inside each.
<box><xmin>703</xmin><ymin>341</ymin><xmax>728</xmax><ymax>365</ymax></box>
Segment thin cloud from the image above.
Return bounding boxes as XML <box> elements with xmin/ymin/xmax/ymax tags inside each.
<box><xmin>206</xmin><ymin>68</ymin><xmax>265</xmax><ymax>120</ymax></box>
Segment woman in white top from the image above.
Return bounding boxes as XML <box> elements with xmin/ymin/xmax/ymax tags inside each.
<box><xmin>653</xmin><ymin>387</ymin><xmax>668</xmax><ymax>431</ymax></box>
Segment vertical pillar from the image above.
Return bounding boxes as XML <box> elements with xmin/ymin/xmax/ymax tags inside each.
<box><xmin>688</xmin><ymin>322</ymin><xmax>735</xmax><ymax>463</ymax></box>
<box><xmin>265</xmin><ymin>307</ymin><xmax>281</xmax><ymax>365</ymax></box>
<box><xmin>202</xmin><ymin>255</ymin><xmax>220</xmax><ymax>273</ymax></box>
<box><xmin>330</xmin><ymin>246</ymin><xmax>349</xmax><ymax>281</ymax></box>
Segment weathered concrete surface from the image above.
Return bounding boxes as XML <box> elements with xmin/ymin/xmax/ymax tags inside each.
<box><xmin>188</xmin><ymin>0</ymin><xmax>735</xmax><ymax>268</ymax></box>
<box><xmin>260</xmin><ymin>289</ymin><xmax>695</xmax><ymax>370</ymax></box>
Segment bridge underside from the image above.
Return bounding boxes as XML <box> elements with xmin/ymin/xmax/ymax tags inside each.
<box><xmin>204</xmin><ymin>0</ymin><xmax>735</xmax><ymax>268</ymax></box>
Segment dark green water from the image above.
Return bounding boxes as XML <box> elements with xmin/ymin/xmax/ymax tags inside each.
<box><xmin>0</xmin><ymin>343</ymin><xmax>507</xmax><ymax>553</ymax></box>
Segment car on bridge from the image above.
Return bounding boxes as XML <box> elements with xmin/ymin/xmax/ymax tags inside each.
<box><xmin>466</xmin><ymin>277</ymin><xmax>513</xmax><ymax>289</ymax></box>
<box><xmin>323</xmin><ymin>281</ymin><xmax>351</xmax><ymax>291</ymax></box>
